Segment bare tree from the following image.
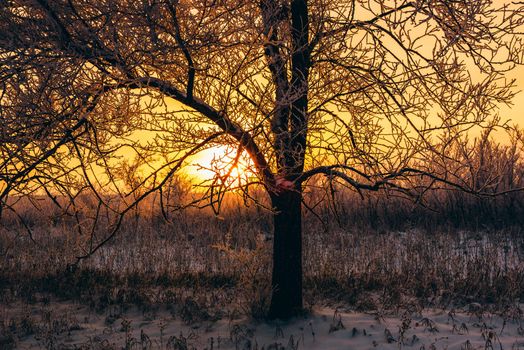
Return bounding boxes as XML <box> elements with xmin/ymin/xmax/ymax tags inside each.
<box><xmin>0</xmin><ymin>0</ymin><xmax>523</xmax><ymax>319</ymax></box>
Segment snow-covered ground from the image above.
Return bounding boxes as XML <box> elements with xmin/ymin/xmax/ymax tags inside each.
<box><xmin>3</xmin><ymin>301</ymin><xmax>524</xmax><ymax>349</ymax></box>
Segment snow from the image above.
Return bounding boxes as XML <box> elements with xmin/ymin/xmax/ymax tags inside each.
<box><xmin>4</xmin><ymin>302</ymin><xmax>524</xmax><ymax>349</ymax></box>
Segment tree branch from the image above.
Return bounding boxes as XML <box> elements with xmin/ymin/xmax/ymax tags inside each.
<box><xmin>166</xmin><ymin>1</ymin><xmax>196</xmax><ymax>100</ymax></box>
<box><xmin>120</xmin><ymin>76</ymin><xmax>276</xmax><ymax>188</ymax></box>
<box><xmin>299</xmin><ymin>165</ymin><xmax>524</xmax><ymax>197</ymax></box>
<box><xmin>259</xmin><ymin>0</ymin><xmax>292</xmax><ymax>171</ymax></box>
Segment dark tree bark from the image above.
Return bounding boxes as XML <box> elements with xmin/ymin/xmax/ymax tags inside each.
<box><xmin>268</xmin><ymin>188</ymin><xmax>303</xmax><ymax>319</ymax></box>
<box><xmin>267</xmin><ymin>0</ymin><xmax>309</xmax><ymax>319</ymax></box>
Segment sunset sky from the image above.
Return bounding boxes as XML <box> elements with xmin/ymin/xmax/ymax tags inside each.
<box><xmin>186</xmin><ymin>64</ymin><xmax>524</xmax><ymax>184</ymax></box>
<box><xmin>500</xmin><ymin>64</ymin><xmax>524</xmax><ymax>126</ymax></box>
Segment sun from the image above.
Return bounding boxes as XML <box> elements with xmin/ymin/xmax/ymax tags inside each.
<box><xmin>185</xmin><ymin>145</ymin><xmax>255</xmax><ymax>187</ymax></box>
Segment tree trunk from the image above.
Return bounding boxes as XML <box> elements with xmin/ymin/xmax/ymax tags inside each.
<box><xmin>268</xmin><ymin>189</ymin><xmax>303</xmax><ymax>319</ymax></box>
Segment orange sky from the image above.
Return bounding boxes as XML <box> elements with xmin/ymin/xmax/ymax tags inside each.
<box><xmin>500</xmin><ymin>65</ymin><xmax>524</xmax><ymax>127</ymax></box>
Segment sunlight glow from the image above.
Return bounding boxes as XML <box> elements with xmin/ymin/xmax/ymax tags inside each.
<box><xmin>185</xmin><ymin>145</ymin><xmax>255</xmax><ymax>188</ymax></box>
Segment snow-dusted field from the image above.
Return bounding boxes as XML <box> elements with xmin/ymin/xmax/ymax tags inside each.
<box><xmin>3</xmin><ymin>301</ymin><xmax>524</xmax><ymax>349</ymax></box>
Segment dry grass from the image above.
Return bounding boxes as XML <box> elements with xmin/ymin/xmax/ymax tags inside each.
<box><xmin>1</xmin><ymin>189</ymin><xmax>523</xmax><ymax>315</ymax></box>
